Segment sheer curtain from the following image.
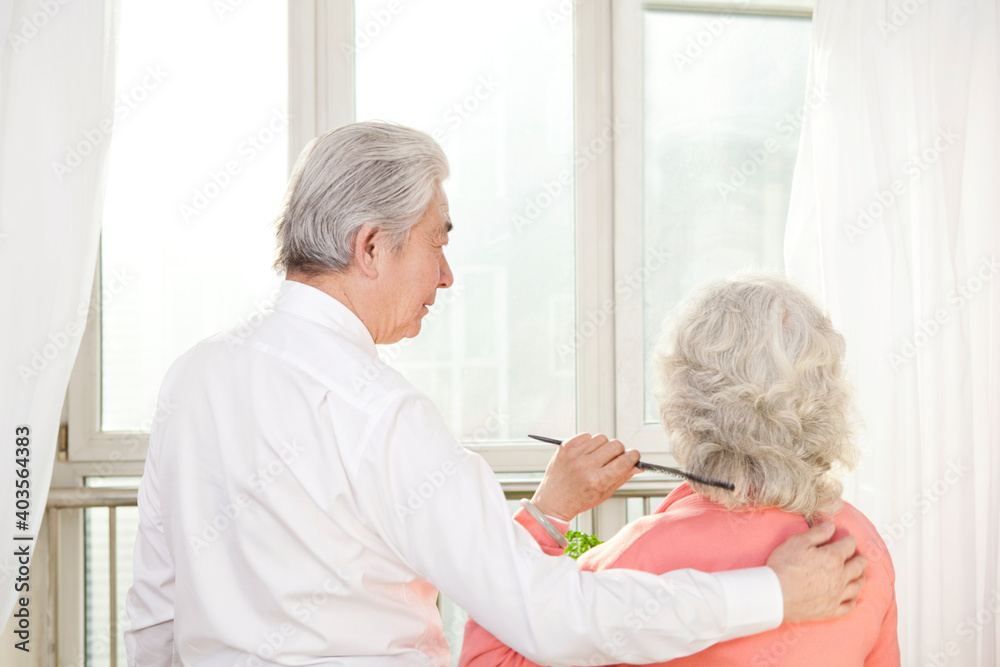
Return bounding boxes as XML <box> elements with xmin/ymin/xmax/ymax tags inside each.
<box><xmin>785</xmin><ymin>0</ymin><xmax>999</xmax><ymax>664</ymax></box>
<box><xmin>0</xmin><ymin>0</ymin><xmax>118</xmax><ymax>630</ymax></box>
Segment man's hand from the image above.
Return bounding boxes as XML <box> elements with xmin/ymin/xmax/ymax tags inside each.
<box><xmin>530</xmin><ymin>433</ymin><xmax>640</xmax><ymax>522</ymax></box>
<box><xmin>766</xmin><ymin>521</ymin><xmax>868</xmax><ymax>623</ymax></box>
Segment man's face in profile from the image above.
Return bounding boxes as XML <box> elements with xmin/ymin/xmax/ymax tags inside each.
<box><xmin>376</xmin><ymin>189</ymin><xmax>454</xmax><ymax>344</ymax></box>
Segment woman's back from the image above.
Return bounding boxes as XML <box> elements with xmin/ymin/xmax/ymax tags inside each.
<box><xmin>578</xmin><ymin>483</ymin><xmax>898</xmax><ymax>666</ymax></box>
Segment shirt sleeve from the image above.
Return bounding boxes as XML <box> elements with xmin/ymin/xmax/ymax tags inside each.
<box><xmin>352</xmin><ymin>393</ymin><xmax>784</xmax><ymax>666</ymax></box>
<box><xmin>124</xmin><ymin>406</ymin><xmax>177</xmax><ymax>667</ymax></box>
<box><xmin>459</xmin><ymin>509</ymin><xmax>567</xmax><ymax>667</ymax></box>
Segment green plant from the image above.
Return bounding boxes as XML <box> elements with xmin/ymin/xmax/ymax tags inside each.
<box><xmin>564</xmin><ymin>530</ymin><xmax>602</xmax><ymax>559</ymax></box>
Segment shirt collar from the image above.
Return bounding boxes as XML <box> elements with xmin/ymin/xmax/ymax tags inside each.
<box><xmin>273</xmin><ymin>280</ymin><xmax>378</xmax><ymax>359</ymax></box>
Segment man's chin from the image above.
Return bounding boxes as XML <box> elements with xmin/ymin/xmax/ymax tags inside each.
<box><xmin>405</xmin><ymin>318</ymin><xmax>423</xmax><ymax>339</ymax></box>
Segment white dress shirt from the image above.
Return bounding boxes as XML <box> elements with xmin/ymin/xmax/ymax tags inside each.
<box><xmin>125</xmin><ymin>280</ymin><xmax>783</xmax><ymax>666</ymax></box>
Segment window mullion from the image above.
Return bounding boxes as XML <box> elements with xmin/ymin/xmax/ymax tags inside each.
<box><xmin>574</xmin><ymin>0</ymin><xmax>617</xmax><ymax>438</ymax></box>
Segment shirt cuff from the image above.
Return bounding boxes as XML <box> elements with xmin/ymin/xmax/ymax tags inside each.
<box><xmin>714</xmin><ymin>566</ymin><xmax>784</xmax><ymax>638</ymax></box>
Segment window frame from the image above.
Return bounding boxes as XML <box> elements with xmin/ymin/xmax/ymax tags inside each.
<box><xmin>613</xmin><ymin>0</ymin><xmax>814</xmax><ymax>464</ymax></box>
<box><xmin>66</xmin><ymin>0</ymin><xmax>620</xmax><ymax>474</ymax></box>
<box><xmin>63</xmin><ymin>0</ymin><xmax>815</xmax><ymax>477</ymax></box>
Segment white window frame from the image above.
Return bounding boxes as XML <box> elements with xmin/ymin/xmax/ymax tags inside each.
<box><xmin>612</xmin><ymin>0</ymin><xmax>813</xmax><ymax>465</ymax></box>
<box><xmin>66</xmin><ymin>0</ymin><xmax>619</xmax><ymax>475</ymax></box>
<box><xmin>63</xmin><ymin>0</ymin><xmax>815</xmax><ymax>480</ymax></box>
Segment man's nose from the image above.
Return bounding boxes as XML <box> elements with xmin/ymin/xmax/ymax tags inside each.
<box><xmin>439</xmin><ymin>254</ymin><xmax>454</xmax><ymax>289</ymax></box>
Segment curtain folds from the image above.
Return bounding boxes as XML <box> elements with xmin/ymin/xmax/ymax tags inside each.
<box><xmin>785</xmin><ymin>0</ymin><xmax>999</xmax><ymax>664</ymax></box>
<box><xmin>0</xmin><ymin>0</ymin><xmax>118</xmax><ymax>628</ymax></box>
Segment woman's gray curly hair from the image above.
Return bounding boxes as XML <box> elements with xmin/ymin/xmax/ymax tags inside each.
<box><xmin>653</xmin><ymin>273</ymin><xmax>860</xmax><ymax>521</ymax></box>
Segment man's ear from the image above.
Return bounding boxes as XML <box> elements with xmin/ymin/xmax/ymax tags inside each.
<box><xmin>353</xmin><ymin>224</ymin><xmax>380</xmax><ymax>280</ymax></box>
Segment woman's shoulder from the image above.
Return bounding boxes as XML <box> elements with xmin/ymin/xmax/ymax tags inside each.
<box><xmin>579</xmin><ymin>487</ymin><xmax>810</xmax><ymax>574</ymax></box>
<box><xmin>833</xmin><ymin>500</ymin><xmax>896</xmax><ymax>583</ymax></box>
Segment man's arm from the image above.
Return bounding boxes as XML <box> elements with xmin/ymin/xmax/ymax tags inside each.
<box><xmin>354</xmin><ymin>403</ymin><xmax>785</xmax><ymax>666</ymax></box>
<box><xmin>459</xmin><ymin>435</ymin><xmax>868</xmax><ymax>666</ymax></box>
<box><xmin>534</xmin><ymin>433</ymin><xmax>869</xmax><ymax>625</ymax></box>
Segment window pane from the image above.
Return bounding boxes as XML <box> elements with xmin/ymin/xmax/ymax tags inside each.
<box><xmin>101</xmin><ymin>1</ymin><xmax>288</xmax><ymax>431</ymax></box>
<box><xmin>354</xmin><ymin>0</ymin><xmax>576</xmax><ymax>443</ymax></box>
<box><xmin>642</xmin><ymin>11</ymin><xmax>812</xmax><ymax>422</ymax></box>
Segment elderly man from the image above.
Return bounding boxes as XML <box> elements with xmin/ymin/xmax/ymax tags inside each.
<box><xmin>125</xmin><ymin>122</ymin><xmax>866</xmax><ymax>666</ymax></box>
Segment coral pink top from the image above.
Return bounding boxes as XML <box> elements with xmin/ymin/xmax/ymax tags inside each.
<box><xmin>460</xmin><ymin>484</ymin><xmax>898</xmax><ymax>666</ymax></box>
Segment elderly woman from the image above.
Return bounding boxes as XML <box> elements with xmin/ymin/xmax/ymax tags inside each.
<box><xmin>460</xmin><ymin>273</ymin><xmax>899</xmax><ymax>666</ymax></box>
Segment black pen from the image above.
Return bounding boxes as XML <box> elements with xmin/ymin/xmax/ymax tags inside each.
<box><xmin>527</xmin><ymin>434</ymin><xmax>736</xmax><ymax>491</ymax></box>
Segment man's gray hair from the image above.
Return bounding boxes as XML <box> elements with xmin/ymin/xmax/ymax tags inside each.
<box><xmin>653</xmin><ymin>272</ymin><xmax>860</xmax><ymax>521</ymax></box>
<box><xmin>273</xmin><ymin>121</ymin><xmax>449</xmax><ymax>274</ymax></box>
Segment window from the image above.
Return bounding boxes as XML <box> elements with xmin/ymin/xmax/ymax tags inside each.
<box><xmin>69</xmin><ymin>0</ymin><xmax>289</xmax><ymax>460</ymax></box>
<box><xmin>55</xmin><ymin>1</ymin><xmax>814</xmax><ymax>664</ymax></box>
<box><xmin>639</xmin><ymin>8</ymin><xmax>812</xmax><ymax>422</ymax></box>
<box><xmin>611</xmin><ymin>0</ymin><xmax>813</xmax><ymax>456</ymax></box>
<box><xmin>354</xmin><ymin>0</ymin><xmax>577</xmax><ymax>451</ymax></box>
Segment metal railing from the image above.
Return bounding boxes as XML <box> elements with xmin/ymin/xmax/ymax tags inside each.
<box><xmin>48</xmin><ymin>487</ymin><xmax>138</xmax><ymax>667</ymax></box>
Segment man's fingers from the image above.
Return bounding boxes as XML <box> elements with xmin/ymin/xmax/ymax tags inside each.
<box><xmin>796</xmin><ymin>520</ymin><xmax>836</xmax><ymax>547</ymax></box>
<box><xmin>594</xmin><ymin>447</ymin><xmax>640</xmax><ymax>492</ymax></box>
<box><xmin>834</xmin><ymin>570</ymin><xmax>866</xmax><ymax>617</ymax></box>
<box><xmin>561</xmin><ymin>433</ymin><xmax>611</xmax><ymax>456</ymax></box>
<box><xmin>843</xmin><ymin>553</ymin><xmax>868</xmax><ymax>581</ymax></box>
<box><xmin>841</xmin><ymin>572</ymin><xmax>865</xmax><ymax>601</ymax></box>
<box><xmin>582</xmin><ymin>433</ymin><xmax>610</xmax><ymax>454</ymax></box>
<box><xmin>590</xmin><ymin>438</ymin><xmax>627</xmax><ymax>466</ymax></box>
<box><xmin>820</xmin><ymin>533</ymin><xmax>859</xmax><ymax>563</ymax></box>
<box><xmin>561</xmin><ymin>433</ymin><xmax>592</xmax><ymax>449</ymax></box>
<box><xmin>834</xmin><ymin>597</ymin><xmax>859</xmax><ymax>617</ymax></box>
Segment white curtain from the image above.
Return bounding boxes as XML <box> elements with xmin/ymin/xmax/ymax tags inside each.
<box><xmin>785</xmin><ymin>0</ymin><xmax>999</xmax><ymax>665</ymax></box>
<box><xmin>0</xmin><ymin>0</ymin><xmax>118</xmax><ymax>628</ymax></box>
